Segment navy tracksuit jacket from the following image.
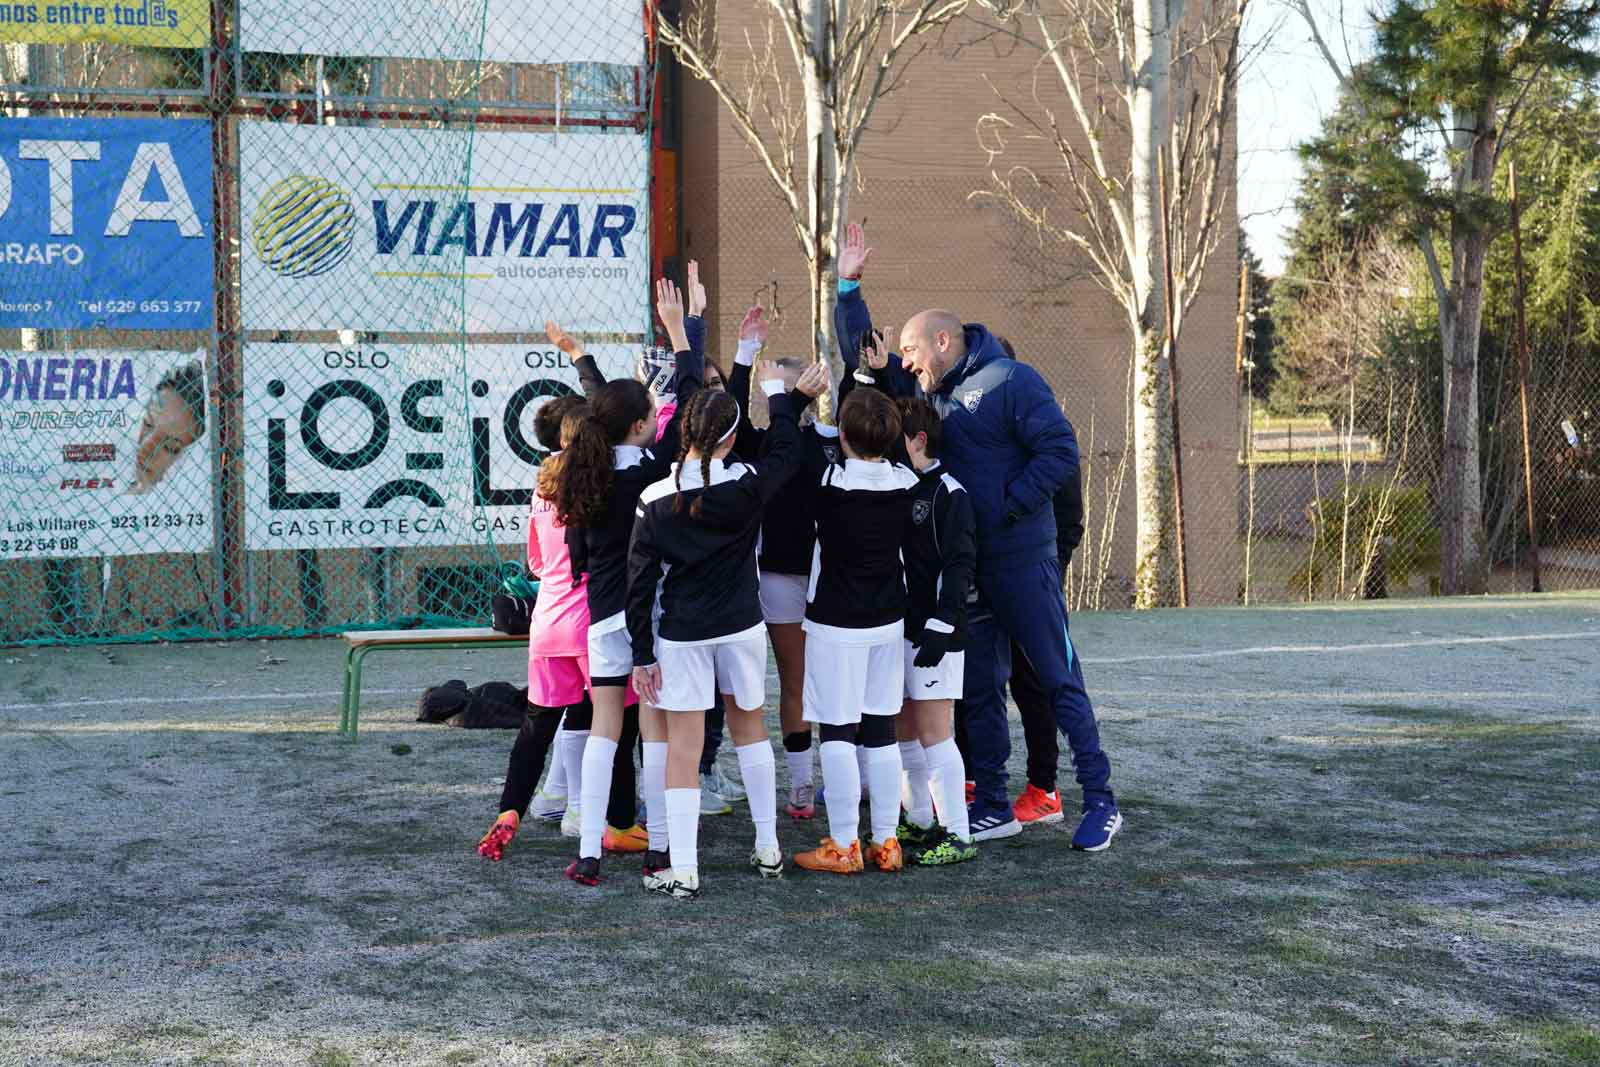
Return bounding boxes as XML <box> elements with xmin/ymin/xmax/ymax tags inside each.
<box><xmin>836</xmin><ymin>284</ymin><xmax>1114</xmax><ymax>814</ymax></box>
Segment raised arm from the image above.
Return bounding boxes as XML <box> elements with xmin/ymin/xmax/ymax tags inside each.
<box><xmin>834</xmin><ymin>222</ymin><xmax>917</xmax><ymax>398</ymax></box>
<box><xmin>727</xmin><ymin>305</ymin><xmax>766</xmax><ymax>457</ymax></box>
<box><xmin>1003</xmin><ymin>363</ymin><xmax>1078</xmax><ymax>524</ymax></box>
<box><xmin>644</xmin><ymin>278</ymin><xmax>704</xmax><ymax>481</ymax></box>
<box><xmin>546</xmin><ymin>320</ymin><xmax>606</xmax><ymax>398</ymax></box>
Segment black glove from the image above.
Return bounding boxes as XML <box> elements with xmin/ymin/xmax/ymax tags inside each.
<box><xmin>913</xmin><ymin>628</ymin><xmax>954</xmax><ymax>668</ymax></box>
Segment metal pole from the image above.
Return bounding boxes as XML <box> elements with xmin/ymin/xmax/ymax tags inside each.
<box><xmin>1158</xmin><ymin>148</ymin><xmax>1189</xmax><ymax>607</ymax></box>
<box><xmin>210</xmin><ymin>0</ymin><xmax>246</xmax><ymax>627</ymax></box>
<box><xmin>1508</xmin><ymin>159</ymin><xmax>1542</xmax><ymax>592</ymax></box>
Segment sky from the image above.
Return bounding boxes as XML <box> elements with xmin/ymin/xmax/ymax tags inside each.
<box><xmin>1236</xmin><ymin>0</ymin><xmax>1375</xmax><ymax>275</ymax></box>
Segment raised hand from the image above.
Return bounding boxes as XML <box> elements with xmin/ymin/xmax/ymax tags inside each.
<box><xmin>687</xmin><ymin>259</ymin><xmax>707</xmax><ymax>318</ymax></box>
<box><xmin>838</xmin><ymin>220</ymin><xmax>873</xmax><ymax>281</ymax></box>
<box><xmin>544</xmin><ymin>319</ymin><xmax>584</xmax><ymax>360</ymax></box>
<box><xmin>794</xmin><ymin>360</ymin><xmax>831</xmax><ymax>398</ymax></box>
<box><xmin>863</xmin><ymin>327</ymin><xmax>890</xmax><ymax>371</ymax></box>
<box><xmin>738</xmin><ymin>305</ymin><xmax>769</xmax><ymax>346</ymax></box>
<box><xmin>655</xmin><ymin>278</ymin><xmax>689</xmax><ymax>352</ymax></box>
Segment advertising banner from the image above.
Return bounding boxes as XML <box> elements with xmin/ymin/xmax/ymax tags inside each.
<box><xmin>244</xmin><ymin>341</ymin><xmax>635</xmax><ymax>551</ymax></box>
<box><xmin>238</xmin><ymin>123</ymin><xmax>647</xmax><ymax>334</ymax></box>
<box><xmin>0</xmin><ymin>349</ymin><xmax>213</xmax><ymax>560</ymax></box>
<box><xmin>239</xmin><ymin>0</ymin><xmax>643</xmax><ymax>67</ymax></box>
<box><xmin>0</xmin><ymin>118</ymin><xmax>214</xmax><ymax>330</ymax></box>
<box><xmin>0</xmin><ymin>0</ymin><xmax>208</xmax><ymax>48</ymax></box>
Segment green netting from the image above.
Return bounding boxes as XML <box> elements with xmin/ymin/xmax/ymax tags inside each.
<box><xmin>0</xmin><ymin>0</ymin><xmax>652</xmax><ymax>645</ymax></box>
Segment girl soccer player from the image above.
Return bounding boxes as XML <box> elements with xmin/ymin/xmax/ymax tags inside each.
<box><xmin>793</xmin><ymin>388</ymin><xmax>921</xmax><ymax>875</ymax></box>
<box><xmin>627</xmin><ymin>361</ymin><xmax>830</xmax><ymax>899</ymax></box>
<box><xmin>892</xmin><ymin>397</ymin><xmax>979</xmax><ymax>865</ymax></box>
<box><xmin>477</xmin><ymin>397</ymin><xmax>592</xmax><ymax>861</ymax></box>
<box><xmin>725</xmin><ymin>314</ymin><xmax>831</xmax><ymax>819</ymax></box>
<box><xmin>553</xmin><ymin>278</ymin><xmax>702</xmax><ymax>886</ymax></box>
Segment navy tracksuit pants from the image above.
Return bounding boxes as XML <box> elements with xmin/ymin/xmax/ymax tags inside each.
<box><xmin>961</xmin><ymin>557</ymin><xmax>1113</xmax><ymax>816</ymax></box>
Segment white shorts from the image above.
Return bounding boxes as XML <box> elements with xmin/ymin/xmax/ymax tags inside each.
<box><xmin>758</xmin><ymin>571</ymin><xmax>808</xmax><ymax>625</ymax></box>
<box><xmin>802</xmin><ymin>634</ymin><xmax>904</xmax><ymax>726</ymax></box>
<box><xmin>903</xmin><ymin>639</ymin><xmax>964</xmax><ymax>701</ymax></box>
<box><xmin>655</xmin><ymin>628</ymin><xmax>768</xmax><ymax>712</ymax></box>
<box><xmin>588</xmin><ymin>617</ymin><xmax>633</xmax><ymax>683</ymax></box>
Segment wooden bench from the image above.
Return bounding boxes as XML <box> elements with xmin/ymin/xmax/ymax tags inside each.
<box><xmin>338</xmin><ymin>627</ymin><xmax>526</xmax><ymax>738</ymax></box>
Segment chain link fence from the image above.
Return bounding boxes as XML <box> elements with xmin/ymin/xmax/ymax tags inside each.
<box><xmin>1</xmin><ymin>1</ymin><xmax>651</xmax><ymax>644</ymax></box>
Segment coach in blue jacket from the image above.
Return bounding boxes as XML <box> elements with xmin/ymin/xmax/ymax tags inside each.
<box><xmin>833</xmin><ymin>224</ymin><xmax>1120</xmax><ymax>851</ymax></box>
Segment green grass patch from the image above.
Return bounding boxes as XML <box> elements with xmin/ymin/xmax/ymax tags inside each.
<box><xmin>308</xmin><ymin>1047</ymin><xmax>354</xmax><ymax>1067</ymax></box>
<box><xmin>1536</xmin><ymin>1023</ymin><xmax>1600</xmax><ymax>1065</ymax></box>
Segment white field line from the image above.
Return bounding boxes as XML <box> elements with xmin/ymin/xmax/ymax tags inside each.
<box><xmin>1085</xmin><ymin>629</ymin><xmax>1600</xmax><ymax>665</ymax></box>
<box><xmin>1</xmin><ymin>629</ymin><xmax>1596</xmax><ymax>715</ymax></box>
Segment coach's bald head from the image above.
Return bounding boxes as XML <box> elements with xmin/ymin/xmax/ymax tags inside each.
<box><xmin>900</xmin><ymin>309</ymin><xmax>966</xmax><ymax>393</ymax></box>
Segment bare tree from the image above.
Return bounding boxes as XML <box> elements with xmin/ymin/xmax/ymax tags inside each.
<box><xmin>970</xmin><ymin>0</ymin><xmax>1248</xmax><ymax>606</ymax></box>
<box><xmin>655</xmin><ymin>0</ymin><xmax>970</xmax><ymax>393</ymax></box>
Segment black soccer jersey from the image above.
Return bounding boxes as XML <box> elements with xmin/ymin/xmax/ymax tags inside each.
<box><xmin>903</xmin><ymin>460</ymin><xmax>976</xmax><ymax>642</ymax></box>
<box><xmin>571</xmin><ymin>345</ymin><xmax>703</xmax><ymax>630</ymax></box>
<box><xmin>725</xmin><ymin>359</ymin><xmax>841</xmax><ymax>577</ymax></box>
<box><xmin>804</xmin><ymin>458</ymin><xmax>920</xmax><ymax>635</ymax></box>
<box><xmin>625</xmin><ymin>391</ymin><xmax>805</xmax><ymax>664</ymax></box>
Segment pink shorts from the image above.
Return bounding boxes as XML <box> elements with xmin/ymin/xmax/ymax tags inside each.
<box><xmin>527</xmin><ymin>654</ymin><xmax>640</xmax><ymax>708</ymax></box>
<box><xmin>528</xmin><ymin>655</ymin><xmax>590</xmax><ymax>708</ymax></box>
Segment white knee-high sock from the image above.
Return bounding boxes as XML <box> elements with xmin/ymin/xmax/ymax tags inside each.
<box><xmin>864</xmin><ymin>743</ymin><xmax>903</xmax><ymax>844</ymax></box>
<box><xmin>578</xmin><ymin>736</ymin><xmax>617</xmax><ymax>859</ymax></box>
<box><xmin>785</xmin><ymin>747</ymin><xmax>813</xmax><ymax>789</ymax></box>
<box><xmin>544</xmin><ymin>714</ymin><xmax>570</xmax><ymax>794</ymax></box>
<box><xmin>819</xmin><ymin>740</ymin><xmax>861</xmax><ymax>846</ymax></box>
<box><xmin>642</xmin><ymin>741</ymin><xmax>669</xmax><ymax>851</ymax></box>
<box><xmin>899</xmin><ymin>740</ymin><xmax>933</xmax><ymax>828</ymax></box>
<box><xmin>926</xmin><ymin>738</ymin><xmax>970</xmax><ymax>841</ymax></box>
<box><xmin>665</xmin><ymin>787</ymin><xmax>700</xmax><ymax>874</ymax></box>
<box><xmin>736</xmin><ymin>741</ymin><xmax>779</xmax><ymax>851</ymax></box>
<box><xmin>560</xmin><ymin>728</ymin><xmax>589</xmax><ymax>812</ymax></box>
<box><xmin>856</xmin><ymin>743</ymin><xmax>871</xmax><ymax>799</ymax></box>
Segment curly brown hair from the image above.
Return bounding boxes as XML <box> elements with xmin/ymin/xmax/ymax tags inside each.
<box><xmin>672</xmin><ymin>390</ymin><xmax>740</xmax><ymax>519</ymax></box>
<box><xmin>553</xmin><ymin>379</ymin><xmax>653</xmax><ymax>527</ymax></box>
<box><xmin>535</xmin><ymin>405</ymin><xmax>591</xmax><ymax>502</ymax></box>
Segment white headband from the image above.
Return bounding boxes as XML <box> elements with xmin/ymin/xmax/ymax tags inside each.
<box><xmin>717</xmin><ymin>403</ymin><xmax>741</xmax><ymax>445</ymax></box>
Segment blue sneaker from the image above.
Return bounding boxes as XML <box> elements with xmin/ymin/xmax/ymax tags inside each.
<box><xmin>967</xmin><ymin>805</ymin><xmax>1021</xmax><ymax>842</ymax></box>
<box><xmin>1071</xmin><ymin>802</ymin><xmax>1123</xmax><ymax>852</ymax></box>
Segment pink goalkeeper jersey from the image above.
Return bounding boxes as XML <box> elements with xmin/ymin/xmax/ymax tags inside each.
<box><xmin>526</xmin><ymin>492</ymin><xmax>589</xmax><ymax>657</ymax></box>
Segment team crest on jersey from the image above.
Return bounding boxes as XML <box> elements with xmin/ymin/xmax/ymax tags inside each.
<box><xmin>912</xmin><ymin>500</ymin><xmax>932</xmax><ymax>525</ymax></box>
<box><xmin>962</xmin><ymin>388</ymin><xmax>984</xmax><ymax>413</ymax></box>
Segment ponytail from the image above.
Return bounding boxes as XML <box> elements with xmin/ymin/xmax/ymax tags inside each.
<box><xmin>553</xmin><ymin>380</ymin><xmax>652</xmax><ymax>526</ymax></box>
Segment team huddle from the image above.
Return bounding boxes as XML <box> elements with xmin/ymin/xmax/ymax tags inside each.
<box><xmin>476</xmin><ymin>225</ymin><xmax>1120</xmax><ymax>900</ymax></box>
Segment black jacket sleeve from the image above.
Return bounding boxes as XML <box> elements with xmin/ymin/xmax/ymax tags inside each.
<box><xmin>931</xmin><ymin>482</ymin><xmax>977</xmax><ymax>634</ymax></box>
<box><xmin>694</xmin><ymin>392</ymin><xmax>807</xmax><ymax>531</ymax></box>
<box><xmin>727</xmin><ymin>357</ymin><xmax>766</xmax><ymax>460</ymax></box>
<box><xmin>643</xmin><ymin>345</ymin><xmax>705</xmax><ymax>482</ymax></box>
<box><xmin>625</xmin><ymin>506</ymin><xmax>664</xmax><ymax>667</ymax></box>
<box><xmin>573</xmin><ymin>354</ymin><xmax>607</xmax><ymax>399</ymax></box>
<box><xmin>566</xmin><ymin>522</ymin><xmax>589</xmax><ymax>583</ymax></box>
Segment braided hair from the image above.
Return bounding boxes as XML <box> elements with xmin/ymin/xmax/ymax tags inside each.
<box><xmin>672</xmin><ymin>390</ymin><xmax>740</xmax><ymax>519</ymax></box>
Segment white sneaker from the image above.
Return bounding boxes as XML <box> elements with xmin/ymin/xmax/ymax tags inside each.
<box><xmin>709</xmin><ymin>763</ymin><xmax>746</xmax><ymax>803</ymax></box>
<box><xmin>559</xmin><ymin>803</ymin><xmax>581</xmax><ymax>838</ymax></box>
<box><xmin>698</xmin><ymin>774</ymin><xmax>733</xmax><ymax>815</ymax></box>
<box><xmin>750</xmin><ymin>846</ymin><xmax>783</xmax><ymax>879</ymax></box>
<box><xmin>532</xmin><ymin>789</ymin><xmax>566</xmax><ymax>822</ymax></box>
<box><xmin>647</xmin><ymin>868</ymin><xmax>701</xmax><ymax>900</ymax></box>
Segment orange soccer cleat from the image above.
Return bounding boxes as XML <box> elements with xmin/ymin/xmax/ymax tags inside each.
<box><xmin>477</xmin><ymin>810</ymin><xmax>520</xmax><ymax>861</ymax></box>
<box><xmin>603</xmin><ymin>824</ymin><xmax>649</xmax><ymax>853</ymax></box>
<box><xmin>793</xmin><ymin>836</ymin><xmax>864</xmax><ymax>874</ymax></box>
<box><xmin>866</xmin><ymin>837</ymin><xmax>904</xmax><ymax>872</ymax></box>
<box><xmin>1013</xmin><ymin>784</ymin><xmax>1065</xmax><ymax>827</ymax></box>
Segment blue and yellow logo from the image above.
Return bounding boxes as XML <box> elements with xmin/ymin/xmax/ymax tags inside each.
<box><xmin>252</xmin><ymin>175</ymin><xmax>356</xmax><ymax>278</ymax></box>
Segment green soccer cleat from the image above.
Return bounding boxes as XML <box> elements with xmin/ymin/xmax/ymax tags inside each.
<box><xmin>913</xmin><ymin>828</ymin><xmax>978</xmax><ymax>867</ymax></box>
<box><xmin>896</xmin><ymin>816</ymin><xmax>939</xmax><ymax>848</ymax></box>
